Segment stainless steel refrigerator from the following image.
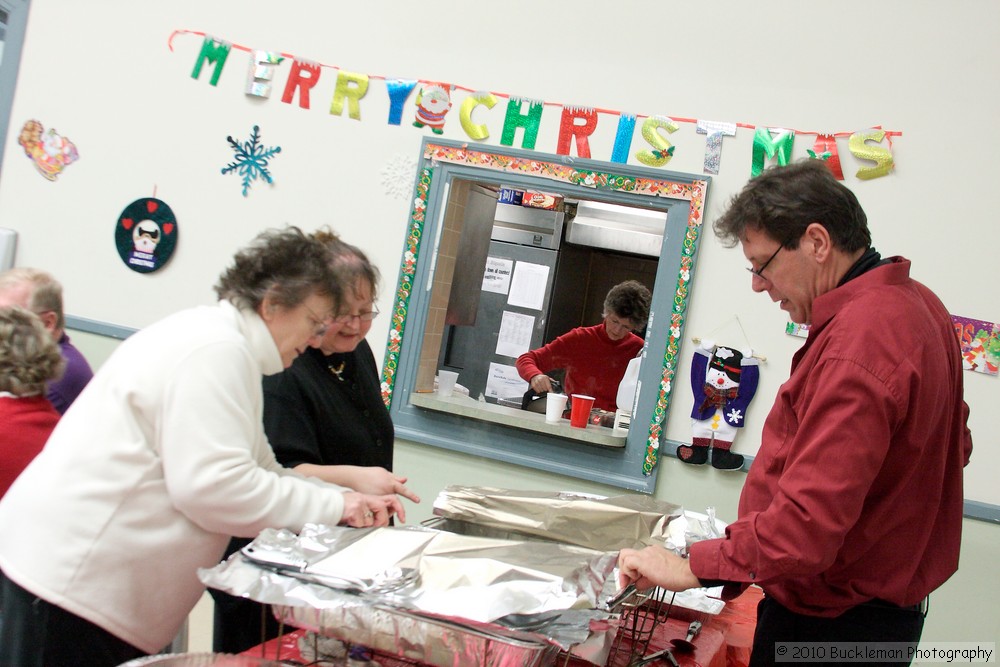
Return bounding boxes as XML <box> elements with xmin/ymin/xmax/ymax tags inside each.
<box><xmin>438</xmin><ymin>200</ymin><xmax>564</xmax><ymax>404</ymax></box>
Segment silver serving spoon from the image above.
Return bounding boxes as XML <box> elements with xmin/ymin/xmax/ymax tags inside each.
<box><xmin>671</xmin><ymin>620</ymin><xmax>702</xmax><ymax>653</ymax></box>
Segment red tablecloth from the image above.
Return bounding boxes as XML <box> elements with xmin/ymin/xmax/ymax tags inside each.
<box><xmin>574</xmin><ymin>585</ymin><xmax>761</xmax><ymax>667</ymax></box>
<box><xmin>241</xmin><ymin>586</ymin><xmax>763</xmax><ymax>667</ymax></box>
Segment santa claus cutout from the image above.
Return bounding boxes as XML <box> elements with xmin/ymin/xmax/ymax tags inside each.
<box><xmin>679</xmin><ymin>341</ymin><xmax>759</xmax><ymax>470</ymax></box>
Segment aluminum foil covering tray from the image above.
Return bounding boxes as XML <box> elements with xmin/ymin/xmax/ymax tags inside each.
<box><xmin>429</xmin><ymin>487</ymin><xmax>731</xmax><ymax>621</ymax></box>
<box><xmin>199</xmin><ymin>524</ymin><xmax>619</xmax><ymax>667</ymax></box>
<box><xmin>431</xmin><ymin>486</ymin><xmax>686</xmax><ymax>551</ymax></box>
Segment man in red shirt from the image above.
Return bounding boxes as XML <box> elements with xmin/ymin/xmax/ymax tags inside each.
<box><xmin>619</xmin><ymin>160</ymin><xmax>973</xmax><ymax>666</ymax></box>
<box><xmin>516</xmin><ymin>280</ymin><xmax>650</xmax><ymax>412</ymax></box>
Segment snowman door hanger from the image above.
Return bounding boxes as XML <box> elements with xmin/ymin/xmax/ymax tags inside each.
<box><xmin>679</xmin><ymin>340</ymin><xmax>759</xmax><ymax>470</ymax></box>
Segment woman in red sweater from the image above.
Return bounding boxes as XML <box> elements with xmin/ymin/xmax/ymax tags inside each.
<box><xmin>516</xmin><ymin>280</ymin><xmax>650</xmax><ymax>412</ymax></box>
<box><xmin>0</xmin><ymin>306</ymin><xmax>65</xmax><ymax>497</ymax></box>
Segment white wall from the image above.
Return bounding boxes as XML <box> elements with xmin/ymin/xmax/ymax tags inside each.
<box><xmin>3</xmin><ymin>0</ymin><xmax>998</xmax><ymax>646</ymax></box>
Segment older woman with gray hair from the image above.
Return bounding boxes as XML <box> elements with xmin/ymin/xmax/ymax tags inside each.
<box><xmin>0</xmin><ymin>305</ymin><xmax>65</xmax><ymax>497</ymax></box>
<box><xmin>516</xmin><ymin>279</ymin><xmax>651</xmax><ymax>412</ymax></box>
<box><xmin>0</xmin><ymin>226</ymin><xmax>406</xmax><ymax>667</ymax></box>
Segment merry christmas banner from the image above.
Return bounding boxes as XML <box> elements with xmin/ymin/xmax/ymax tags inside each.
<box><xmin>171</xmin><ymin>30</ymin><xmax>899</xmax><ymax>182</ymax></box>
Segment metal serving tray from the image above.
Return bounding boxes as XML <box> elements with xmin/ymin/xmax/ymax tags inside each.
<box><xmin>271</xmin><ymin>603</ymin><xmax>560</xmax><ymax>667</ymax></box>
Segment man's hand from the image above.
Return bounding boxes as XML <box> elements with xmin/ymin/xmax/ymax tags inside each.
<box><xmin>617</xmin><ymin>546</ymin><xmax>701</xmax><ymax>592</ymax></box>
<box><xmin>529</xmin><ymin>374</ymin><xmax>554</xmax><ymax>394</ymax></box>
<box><xmin>340</xmin><ymin>491</ymin><xmax>406</xmax><ymax>527</ymax></box>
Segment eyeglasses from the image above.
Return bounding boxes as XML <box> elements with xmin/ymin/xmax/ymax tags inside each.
<box><xmin>334</xmin><ymin>304</ymin><xmax>380</xmax><ymax>324</ymax></box>
<box><xmin>746</xmin><ymin>243</ymin><xmax>784</xmax><ymax>279</ymax></box>
<box><xmin>303</xmin><ymin>303</ymin><xmax>332</xmax><ymax>337</ymax></box>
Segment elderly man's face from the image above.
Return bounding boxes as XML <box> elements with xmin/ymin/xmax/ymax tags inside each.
<box><xmin>0</xmin><ymin>282</ymin><xmax>58</xmax><ymax>338</ymax></box>
<box><xmin>741</xmin><ymin>227</ymin><xmax>821</xmax><ymax>325</ymax></box>
<box><xmin>0</xmin><ymin>282</ymin><xmax>31</xmax><ymax>310</ymax></box>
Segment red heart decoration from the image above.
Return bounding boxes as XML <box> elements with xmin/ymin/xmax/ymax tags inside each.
<box><xmin>146</xmin><ymin>200</ymin><xmax>158</xmax><ymax>214</ymax></box>
<box><xmin>121</xmin><ymin>217</ymin><xmax>134</xmax><ymax>230</ymax></box>
<box><xmin>163</xmin><ymin>223</ymin><xmax>174</xmax><ymax>235</ymax></box>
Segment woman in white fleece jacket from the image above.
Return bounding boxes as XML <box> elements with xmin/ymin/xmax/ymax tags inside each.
<box><xmin>0</xmin><ymin>227</ymin><xmax>405</xmax><ymax>667</ymax></box>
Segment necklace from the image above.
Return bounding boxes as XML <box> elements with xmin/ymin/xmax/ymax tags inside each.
<box><xmin>328</xmin><ymin>361</ymin><xmax>345</xmax><ymax>382</ymax></box>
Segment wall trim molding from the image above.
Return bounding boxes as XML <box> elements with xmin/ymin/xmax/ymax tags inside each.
<box><xmin>65</xmin><ymin>314</ymin><xmax>137</xmax><ymax>340</ymax></box>
<box><xmin>65</xmin><ymin>315</ymin><xmax>1000</xmax><ymax>526</ymax></box>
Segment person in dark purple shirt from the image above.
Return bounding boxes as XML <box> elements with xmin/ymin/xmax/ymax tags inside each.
<box><xmin>0</xmin><ymin>268</ymin><xmax>93</xmax><ymax>413</ymax></box>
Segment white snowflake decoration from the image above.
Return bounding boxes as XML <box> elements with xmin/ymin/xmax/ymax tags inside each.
<box><xmin>726</xmin><ymin>408</ymin><xmax>745</xmax><ymax>424</ymax></box>
<box><xmin>380</xmin><ymin>153</ymin><xmax>418</xmax><ymax>200</ymax></box>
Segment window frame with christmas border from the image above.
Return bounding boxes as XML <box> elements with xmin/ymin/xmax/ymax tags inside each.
<box><xmin>381</xmin><ymin>138</ymin><xmax>710</xmax><ymax>492</ymax></box>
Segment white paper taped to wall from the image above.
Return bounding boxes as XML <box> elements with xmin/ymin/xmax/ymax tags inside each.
<box><xmin>507</xmin><ymin>261</ymin><xmax>549</xmax><ymax>311</ymax></box>
<box><xmin>496</xmin><ymin>310</ymin><xmax>534</xmax><ymax>358</ymax></box>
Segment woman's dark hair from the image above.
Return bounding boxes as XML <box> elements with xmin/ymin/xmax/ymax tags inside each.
<box><xmin>214</xmin><ymin>226</ymin><xmax>341</xmax><ymax>312</ymax></box>
<box><xmin>713</xmin><ymin>159</ymin><xmax>871</xmax><ymax>252</ymax></box>
<box><xmin>603</xmin><ymin>280</ymin><xmax>651</xmax><ymax>325</ymax></box>
<box><xmin>312</xmin><ymin>229</ymin><xmax>381</xmax><ymax>303</ymax></box>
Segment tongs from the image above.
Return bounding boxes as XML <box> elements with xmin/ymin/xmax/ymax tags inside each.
<box><xmin>603</xmin><ymin>582</ymin><xmax>638</xmax><ymax>612</ymax></box>
<box><xmin>632</xmin><ymin>646</ymin><xmax>681</xmax><ymax>667</ymax></box>
<box><xmin>240</xmin><ymin>542</ymin><xmax>420</xmax><ymax>594</ymax></box>
<box><xmin>276</xmin><ymin>566</ymin><xmax>421</xmax><ymax>595</ymax></box>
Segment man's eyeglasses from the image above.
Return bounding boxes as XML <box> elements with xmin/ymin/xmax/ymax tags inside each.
<box><xmin>334</xmin><ymin>304</ymin><xmax>380</xmax><ymax>324</ymax></box>
<box><xmin>303</xmin><ymin>303</ymin><xmax>332</xmax><ymax>337</ymax></box>
<box><xmin>746</xmin><ymin>243</ymin><xmax>784</xmax><ymax>279</ymax></box>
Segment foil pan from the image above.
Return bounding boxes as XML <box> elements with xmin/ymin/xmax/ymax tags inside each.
<box><xmin>274</xmin><ymin>603</ymin><xmax>561</xmax><ymax>667</ymax></box>
<box><xmin>119</xmin><ymin>655</ymin><xmax>284</xmax><ymax>667</ymax></box>
<box><xmin>199</xmin><ymin>524</ymin><xmax>619</xmax><ymax>666</ymax></box>
<box><xmin>429</xmin><ymin>487</ymin><xmax>730</xmax><ymax>621</ymax></box>
<box><xmin>431</xmin><ymin>486</ymin><xmax>687</xmax><ymax>552</ymax></box>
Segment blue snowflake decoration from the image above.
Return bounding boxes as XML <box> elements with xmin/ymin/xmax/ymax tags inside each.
<box><xmin>221</xmin><ymin>125</ymin><xmax>281</xmax><ymax>197</ymax></box>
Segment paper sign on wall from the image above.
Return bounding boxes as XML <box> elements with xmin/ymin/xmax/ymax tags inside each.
<box><xmin>507</xmin><ymin>261</ymin><xmax>550</xmax><ymax>311</ymax></box>
<box><xmin>496</xmin><ymin>310</ymin><xmax>535</xmax><ymax>358</ymax></box>
<box><xmin>485</xmin><ymin>362</ymin><xmax>529</xmax><ymax>401</ymax></box>
<box><xmin>482</xmin><ymin>256</ymin><xmax>513</xmax><ymax>295</ymax></box>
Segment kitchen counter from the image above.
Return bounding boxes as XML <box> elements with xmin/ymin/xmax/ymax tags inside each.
<box><xmin>410</xmin><ymin>391</ymin><xmax>627</xmax><ymax>449</ymax></box>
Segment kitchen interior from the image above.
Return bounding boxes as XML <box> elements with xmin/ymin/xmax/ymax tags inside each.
<box><xmin>414</xmin><ymin>177</ymin><xmax>666</xmax><ymax>446</ymax></box>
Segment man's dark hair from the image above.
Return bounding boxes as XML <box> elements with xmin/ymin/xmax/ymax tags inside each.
<box><xmin>713</xmin><ymin>159</ymin><xmax>871</xmax><ymax>252</ymax></box>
